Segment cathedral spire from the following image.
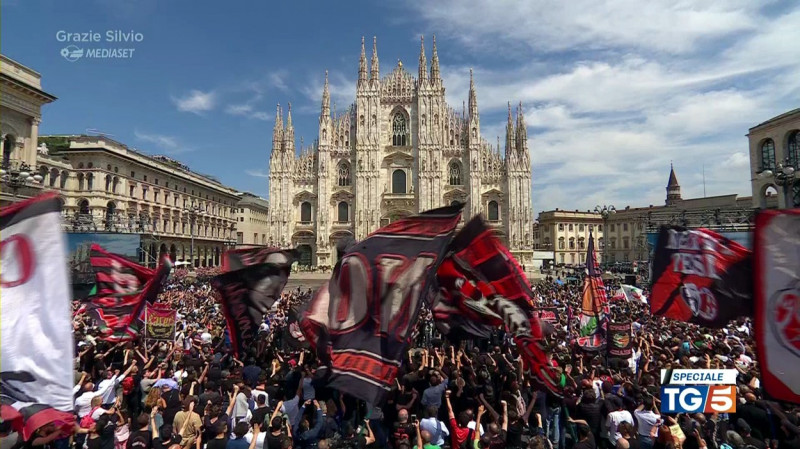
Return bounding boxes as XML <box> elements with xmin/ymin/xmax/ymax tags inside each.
<box><xmin>272</xmin><ymin>103</ymin><xmax>283</xmax><ymax>155</ymax></box>
<box><xmin>505</xmin><ymin>102</ymin><xmax>514</xmax><ymax>153</ymax></box>
<box><xmin>418</xmin><ymin>35</ymin><xmax>427</xmax><ymax>84</ymax></box>
<box><xmin>286</xmin><ymin>102</ymin><xmax>293</xmax><ymax>129</ymax></box>
<box><xmin>370</xmin><ymin>36</ymin><xmax>379</xmax><ymax>81</ymax></box>
<box><xmin>517</xmin><ymin>101</ymin><xmax>528</xmax><ymax>151</ymax></box>
<box><xmin>284</xmin><ymin>102</ymin><xmax>294</xmax><ymax>151</ymax></box>
<box><xmin>666</xmin><ymin>164</ymin><xmax>682</xmax><ymax>206</ymax></box>
<box><xmin>358</xmin><ymin>37</ymin><xmax>367</xmax><ymax>86</ymax></box>
<box><xmin>468</xmin><ymin>68</ymin><xmax>478</xmax><ymax>120</ymax></box>
<box><xmin>321</xmin><ymin>70</ymin><xmax>330</xmax><ymax>119</ymax></box>
<box><xmin>430</xmin><ymin>34</ymin><xmax>440</xmax><ymax>83</ymax></box>
<box><xmin>274</xmin><ymin>103</ymin><xmax>283</xmax><ymax>132</ymax></box>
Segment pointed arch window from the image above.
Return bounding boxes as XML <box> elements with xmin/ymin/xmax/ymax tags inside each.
<box><xmin>338</xmin><ymin>162</ymin><xmax>351</xmax><ymax>186</ymax></box>
<box><xmin>392</xmin><ymin>169</ymin><xmax>407</xmax><ymax>194</ymax></box>
<box><xmin>448</xmin><ymin>161</ymin><xmax>462</xmax><ymax>185</ymax></box>
<box><xmin>392</xmin><ymin>113</ymin><xmax>408</xmax><ymax>146</ymax></box>
<box><xmin>337</xmin><ymin>201</ymin><xmax>349</xmax><ymax>222</ymax></box>
<box><xmin>488</xmin><ymin>200</ymin><xmax>499</xmax><ymax>221</ymax></box>
<box><xmin>760</xmin><ymin>139</ymin><xmax>775</xmax><ymax>171</ymax></box>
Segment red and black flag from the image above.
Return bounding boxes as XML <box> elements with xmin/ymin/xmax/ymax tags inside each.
<box><xmin>754</xmin><ymin>209</ymin><xmax>800</xmax><ymax>404</ymax></box>
<box><xmin>301</xmin><ymin>205</ymin><xmax>462</xmax><ymax>405</ymax></box>
<box><xmin>577</xmin><ymin>232</ymin><xmax>609</xmax><ymax>351</ymax></box>
<box><xmin>435</xmin><ymin>216</ymin><xmax>562</xmax><ymax>397</ymax></box>
<box><xmin>85</xmin><ymin>244</ymin><xmax>171</xmax><ymax>341</ymax></box>
<box><xmin>650</xmin><ymin>226</ymin><xmax>752</xmax><ymax>328</ymax></box>
<box><xmin>284</xmin><ymin>306</ymin><xmax>310</xmax><ymax>350</ymax></box>
<box><xmin>212</xmin><ymin>249</ymin><xmax>298</xmax><ymax>358</ymax></box>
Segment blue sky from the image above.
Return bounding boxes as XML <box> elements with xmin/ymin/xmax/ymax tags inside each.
<box><xmin>3</xmin><ymin>0</ymin><xmax>799</xmax><ymax>214</ymax></box>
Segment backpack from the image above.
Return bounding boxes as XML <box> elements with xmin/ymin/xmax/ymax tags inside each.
<box><xmin>80</xmin><ymin>406</ymin><xmax>101</xmax><ymax>429</ymax></box>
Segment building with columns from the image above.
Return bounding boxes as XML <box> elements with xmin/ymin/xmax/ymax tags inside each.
<box><xmin>36</xmin><ymin>135</ymin><xmax>241</xmax><ymax>267</ymax></box>
<box><xmin>1</xmin><ymin>55</ymin><xmax>56</xmax><ymax>205</ymax></box>
<box><xmin>748</xmin><ymin>108</ymin><xmax>800</xmax><ymax>209</ymax></box>
<box><xmin>267</xmin><ymin>36</ymin><xmax>534</xmax><ymax>267</ymax></box>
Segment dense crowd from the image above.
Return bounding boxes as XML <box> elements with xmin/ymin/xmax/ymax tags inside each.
<box><xmin>4</xmin><ymin>269</ymin><xmax>800</xmax><ymax>449</ymax></box>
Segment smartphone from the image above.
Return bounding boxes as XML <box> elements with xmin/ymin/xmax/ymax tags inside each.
<box><xmin>411</xmin><ymin>414</ymin><xmax>417</xmax><ymax>422</ymax></box>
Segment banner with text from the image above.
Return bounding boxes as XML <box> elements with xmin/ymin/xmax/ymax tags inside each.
<box><xmin>144</xmin><ymin>304</ymin><xmax>176</xmax><ymax>341</ymax></box>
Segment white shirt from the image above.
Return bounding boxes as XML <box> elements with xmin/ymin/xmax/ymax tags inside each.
<box><xmin>245</xmin><ymin>431</ymin><xmax>265</xmax><ymax>449</ymax></box>
<box><xmin>467</xmin><ymin>421</ymin><xmax>486</xmax><ymax>436</ymax></box>
<box><xmin>607</xmin><ymin>410</ymin><xmax>634</xmax><ymax>444</ymax></box>
<box><xmin>634</xmin><ymin>410</ymin><xmax>661</xmax><ymax>437</ymax></box>
<box><xmin>96</xmin><ymin>374</ymin><xmax>124</xmax><ymax>406</ymax></box>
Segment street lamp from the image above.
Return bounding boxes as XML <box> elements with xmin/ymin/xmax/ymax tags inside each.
<box><xmin>759</xmin><ymin>158</ymin><xmax>798</xmax><ymax>209</ymax></box>
<box><xmin>1</xmin><ymin>160</ymin><xmax>43</xmax><ymax>197</ymax></box>
<box><xmin>184</xmin><ymin>201</ymin><xmax>204</xmax><ymax>268</ymax></box>
<box><xmin>594</xmin><ymin>204</ymin><xmax>616</xmax><ymax>268</ymax></box>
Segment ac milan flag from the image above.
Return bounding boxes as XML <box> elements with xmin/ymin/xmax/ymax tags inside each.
<box><xmin>222</xmin><ymin>246</ymin><xmax>299</xmax><ymax>272</ymax></box>
<box><xmin>284</xmin><ymin>306</ymin><xmax>310</xmax><ymax>350</ymax></box>
<box><xmin>212</xmin><ymin>249</ymin><xmax>298</xmax><ymax>358</ymax></box>
<box><xmin>85</xmin><ymin>244</ymin><xmax>171</xmax><ymax>342</ymax></box>
<box><xmin>578</xmin><ymin>233</ymin><xmax>609</xmax><ymax>351</ymax></box>
<box><xmin>650</xmin><ymin>226</ymin><xmax>752</xmax><ymax>328</ymax></box>
<box><xmin>302</xmin><ymin>205</ymin><xmax>462</xmax><ymax>405</ymax></box>
<box><xmin>1</xmin><ymin>193</ymin><xmax>75</xmax><ymax>438</ymax></box>
<box><xmin>435</xmin><ymin>216</ymin><xmax>562</xmax><ymax>396</ymax></box>
<box><xmin>607</xmin><ymin>321</ymin><xmax>633</xmax><ymax>358</ymax></box>
<box><xmin>754</xmin><ymin>209</ymin><xmax>800</xmax><ymax>404</ymax></box>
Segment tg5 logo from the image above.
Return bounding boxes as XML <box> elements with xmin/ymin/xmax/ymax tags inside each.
<box><xmin>660</xmin><ymin>386</ymin><xmax>737</xmax><ymax>413</ymax></box>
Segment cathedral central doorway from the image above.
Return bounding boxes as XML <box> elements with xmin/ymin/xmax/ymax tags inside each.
<box><xmin>296</xmin><ymin>244</ymin><xmax>313</xmax><ymax>267</ymax></box>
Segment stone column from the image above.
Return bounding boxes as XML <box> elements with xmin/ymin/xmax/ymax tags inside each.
<box><xmin>28</xmin><ymin>117</ymin><xmax>41</xmax><ymax>166</ymax></box>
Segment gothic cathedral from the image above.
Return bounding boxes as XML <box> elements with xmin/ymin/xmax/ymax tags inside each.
<box><xmin>267</xmin><ymin>36</ymin><xmax>534</xmax><ymax>267</ymax></box>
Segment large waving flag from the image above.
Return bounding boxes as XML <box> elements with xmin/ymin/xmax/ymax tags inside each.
<box><xmin>212</xmin><ymin>248</ymin><xmax>298</xmax><ymax>357</ymax></box>
<box><xmin>1</xmin><ymin>193</ymin><xmax>76</xmax><ymax>439</ymax></box>
<box><xmin>84</xmin><ymin>244</ymin><xmax>171</xmax><ymax>341</ymax></box>
<box><xmin>302</xmin><ymin>205</ymin><xmax>462</xmax><ymax>405</ymax></box>
<box><xmin>577</xmin><ymin>232</ymin><xmax>608</xmax><ymax>351</ymax></box>
<box><xmin>436</xmin><ymin>216</ymin><xmax>562</xmax><ymax>396</ymax></box>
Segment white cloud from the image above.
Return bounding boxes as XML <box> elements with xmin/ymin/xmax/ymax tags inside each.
<box><xmin>246</xmin><ymin>169</ymin><xmax>270</xmax><ymax>178</ymax></box>
<box><xmin>172</xmin><ymin>90</ymin><xmax>216</xmax><ymax>114</ymax></box>
<box><xmin>300</xmin><ymin>70</ymin><xmax>356</xmax><ymax>114</ymax></box>
<box><xmin>406</xmin><ymin>0</ymin><xmax>800</xmax><ymax>214</ymax></box>
<box><xmin>134</xmin><ymin>130</ymin><xmax>193</xmax><ymax>155</ymax></box>
<box><xmin>225</xmin><ymin>102</ymin><xmax>271</xmax><ymax>121</ymax></box>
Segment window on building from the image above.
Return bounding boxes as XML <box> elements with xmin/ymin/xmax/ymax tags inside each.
<box><xmin>624</xmin><ymin>237</ymin><xmax>630</xmax><ymax>249</ymax></box>
<box><xmin>392</xmin><ymin>113</ymin><xmax>408</xmax><ymax>146</ymax></box>
<box><xmin>611</xmin><ymin>238</ymin><xmax>617</xmax><ymax>249</ymax></box>
<box><xmin>79</xmin><ymin>199</ymin><xmax>89</xmax><ymax>215</ymax></box>
<box><xmin>569</xmin><ymin>238</ymin><xmax>575</xmax><ymax>249</ymax></box>
<box><xmin>588</xmin><ymin>224</ymin><xmax>593</xmax><ymax>232</ymax></box>
<box><xmin>154</xmin><ymin>191</ymin><xmax>160</xmax><ymax>203</ymax></box>
<box><xmin>338</xmin><ymin>162</ymin><xmax>351</xmax><ymax>187</ymax></box>
<box><xmin>558</xmin><ymin>237</ymin><xmax>565</xmax><ymax>250</ymax></box>
<box><xmin>598</xmin><ymin>224</ymin><xmax>603</xmax><ymax>232</ymax></box>
<box><xmin>237</xmin><ymin>232</ymin><xmax>243</xmax><ymax>244</ymax></box>
<box><xmin>143</xmin><ymin>175</ymin><xmax>147</xmax><ymax>182</ymax></box>
<box><xmin>488</xmin><ymin>201</ymin><xmax>499</xmax><ymax>221</ymax></box>
<box><xmin>623</xmin><ymin>223</ymin><xmax>628</xmax><ymax>231</ymax></box>
<box><xmin>129</xmin><ymin>185</ymin><xmax>135</xmax><ymax>198</ymax></box>
<box><xmin>87</xmin><ymin>162</ymin><xmax>93</xmax><ymax>169</ymax></box>
<box><xmin>559</xmin><ymin>253</ymin><xmax>565</xmax><ymax>264</ymax></box>
<box><xmin>337</xmin><ymin>202</ymin><xmax>349</xmax><ymax>222</ymax></box>
<box><xmin>789</xmin><ymin>131</ymin><xmax>800</xmax><ymax>168</ymax></box>
<box><xmin>578</xmin><ymin>237</ymin><xmax>585</xmax><ymax>249</ymax></box>
<box><xmin>448</xmin><ymin>161</ymin><xmax>462</xmax><ymax>185</ymax></box>
<box><xmin>760</xmin><ymin>139</ymin><xmax>776</xmax><ymax>171</ymax></box>
<box><xmin>570</xmin><ymin>253</ymin><xmax>576</xmax><ymax>264</ymax></box>
<box><xmin>86</xmin><ymin>174</ymin><xmax>93</xmax><ymax>190</ymax></box>
<box><xmin>254</xmin><ymin>233</ymin><xmax>258</xmax><ymax>243</ymax></box>
<box><xmin>142</xmin><ymin>187</ymin><xmax>148</xmax><ymax>201</ymax></box>
<box><xmin>610</xmin><ymin>224</ymin><xmax>616</xmax><ymax>232</ymax></box>
<box><xmin>558</xmin><ymin>223</ymin><xmax>564</xmax><ymax>231</ymax></box>
<box><xmin>77</xmin><ymin>173</ymin><xmax>85</xmax><ymax>191</ymax></box>
<box><xmin>182</xmin><ymin>223</ymin><xmax>187</xmax><ymax>234</ymax></box>
<box><xmin>300</xmin><ymin>202</ymin><xmax>312</xmax><ymax>222</ymax></box>
<box><xmin>579</xmin><ymin>224</ymin><xmax>584</xmax><ymax>232</ymax></box>
<box><xmin>599</xmin><ymin>237</ymin><xmax>604</xmax><ymax>249</ymax></box>
<box><xmin>240</xmin><ymin>217</ymin><xmax>244</xmax><ymax>222</ymax></box>
<box><xmin>569</xmin><ymin>224</ymin><xmax>574</xmax><ymax>231</ymax></box>
<box><xmin>392</xmin><ymin>169</ymin><xmax>407</xmax><ymax>194</ymax></box>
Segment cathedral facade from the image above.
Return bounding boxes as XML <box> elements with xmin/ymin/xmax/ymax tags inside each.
<box><xmin>267</xmin><ymin>37</ymin><xmax>534</xmax><ymax>267</ymax></box>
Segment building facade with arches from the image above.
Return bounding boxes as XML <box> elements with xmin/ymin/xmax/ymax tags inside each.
<box><xmin>748</xmin><ymin>108</ymin><xmax>800</xmax><ymax>209</ymax></box>
<box><xmin>36</xmin><ymin>135</ymin><xmax>241</xmax><ymax>268</ymax></box>
<box><xmin>267</xmin><ymin>36</ymin><xmax>534</xmax><ymax>267</ymax></box>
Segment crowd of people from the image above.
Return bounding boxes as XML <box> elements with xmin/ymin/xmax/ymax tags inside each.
<box><xmin>4</xmin><ymin>269</ymin><xmax>800</xmax><ymax>449</ymax></box>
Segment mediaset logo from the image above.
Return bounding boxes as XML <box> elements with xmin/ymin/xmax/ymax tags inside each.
<box><xmin>660</xmin><ymin>369</ymin><xmax>737</xmax><ymax>413</ymax></box>
<box><xmin>56</xmin><ymin>29</ymin><xmax>142</xmax><ymax>62</ymax></box>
